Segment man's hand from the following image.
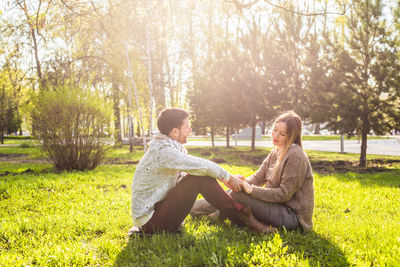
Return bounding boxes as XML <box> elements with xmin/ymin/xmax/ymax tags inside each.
<box><xmin>242</xmin><ymin>181</ymin><xmax>254</xmax><ymax>194</ymax></box>
<box><xmin>226</xmin><ymin>174</ymin><xmax>244</xmax><ymax>192</ymax></box>
<box><xmin>237</xmin><ymin>174</ymin><xmax>246</xmax><ymax>181</ymax></box>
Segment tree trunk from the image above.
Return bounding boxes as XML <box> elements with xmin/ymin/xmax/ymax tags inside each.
<box><xmin>359</xmin><ymin>129</ymin><xmax>368</xmax><ymax>168</ymax></box>
<box><xmin>155</xmin><ymin>83</ymin><xmax>166</xmax><ymax>116</ymax></box>
<box><xmin>156</xmin><ymin>13</ymin><xmax>168</xmax><ymax>115</ymax></box>
<box><xmin>189</xmin><ymin>0</ymin><xmax>197</xmax><ymax>96</ymax></box>
<box><xmin>20</xmin><ymin>0</ymin><xmax>46</xmax><ymax>90</ymax></box>
<box><xmin>1</xmin><ymin>85</ymin><xmax>5</xmax><ymax>144</ymax></box>
<box><xmin>146</xmin><ymin>6</ymin><xmax>154</xmax><ymax>141</ymax></box>
<box><xmin>166</xmin><ymin>59</ymin><xmax>174</xmax><ymax>106</ymax></box>
<box><xmin>251</xmin><ymin>122</ymin><xmax>256</xmax><ymax>151</ymax></box>
<box><xmin>211</xmin><ymin>126</ymin><xmax>215</xmax><ymax>147</ymax></box>
<box><xmin>128</xmin><ymin>117</ymin><xmax>134</xmax><ymax>152</ymax></box>
<box><xmin>226</xmin><ymin>126</ymin><xmax>230</xmax><ymax>147</ymax></box>
<box><xmin>31</xmin><ymin>28</ymin><xmax>45</xmax><ymax>90</ymax></box>
<box><xmin>340</xmin><ymin>134</ymin><xmax>344</xmax><ymax>153</ymax></box>
<box><xmin>124</xmin><ymin>43</ymin><xmax>146</xmax><ymax>151</ymax></box>
<box><xmin>136</xmin><ymin>123</ymin><xmax>140</xmax><ymax>137</ymax></box>
<box><xmin>112</xmin><ymin>80</ymin><xmax>122</xmax><ymax>147</ymax></box>
<box><xmin>314</xmin><ymin>123</ymin><xmax>320</xmax><ymax>134</ymax></box>
<box><xmin>122</xmin><ymin>107</ymin><xmax>126</xmax><ymax>138</ymax></box>
<box><xmin>166</xmin><ymin>0</ymin><xmax>175</xmax><ymax>107</ymax></box>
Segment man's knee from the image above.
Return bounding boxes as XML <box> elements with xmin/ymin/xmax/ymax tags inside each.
<box><xmin>184</xmin><ymin>174</ymin><xmax>215</xmax><ymax>183</ymax></box>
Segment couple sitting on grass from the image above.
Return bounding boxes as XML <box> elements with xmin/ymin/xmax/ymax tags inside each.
<box><xmin>130</xmin><ymin>108</ymin><xmax>314</xmax><ymax>235</ymax></box>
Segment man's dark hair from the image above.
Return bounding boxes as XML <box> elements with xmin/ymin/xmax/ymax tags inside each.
<box><xmin>157</xmin><ymin>108</ymin><xmax>190</xmax><ymax>135</ymax></box>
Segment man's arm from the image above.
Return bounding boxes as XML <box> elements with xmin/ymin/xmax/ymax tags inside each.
<box><xmin>158</xmin><ymin>146</ymin><xmax>231</xmax><ymax>182</ymax></box>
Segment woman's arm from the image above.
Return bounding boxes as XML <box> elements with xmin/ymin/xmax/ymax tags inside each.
<box><xmin>250</xmin><ymin>148</ymin><xmax>308</xmax><ymax>203</ymax></box>
<box><xmin>246</xmin><ymin>152</ymin><xmax>273</xmax><ymax>186</ymax></box>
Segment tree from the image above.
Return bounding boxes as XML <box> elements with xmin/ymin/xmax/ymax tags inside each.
<box><xmin>189</xmin><ymin>63</ymin><xmax>223</xmax><ymax>147</ymax></box>
<box><xmin>13</xmin><ymin>0</ymin><xmax>53</xmax><ymax>91</ymax></box>
<box><xmin>189</xmin><ymin>0</ymin><xmax>225</xmax><ymax>147</ymax></box>
<box><xmin>239</xmin><ymin>17</ymin><xmax>276</xmax><ymax>150</ymax></box>
<box><xmin>212</xmin><ymin>43</ymin><xmax>246</xmax><ymax>148</ymax></box>
<box><xmin>324</xmin><ymin>0</ymin><xmax>400</xmax><ymax>167</ymax></box>
<box><xmin>264</xmin><ymin>3</ymin><xmax>314</xmax><ymax>114</ymax></box>
<box><xmin>0</xmin><ymin>84</ymin><xmax>20</xmax><ymax>144</ymax></box>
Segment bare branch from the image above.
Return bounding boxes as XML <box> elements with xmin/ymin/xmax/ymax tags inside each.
<box><xmin>59</xmin><ymin>0</ymin><xmax>84</xmax><ymax>16</ymax></box>
<box><xmin>224</xmin><ymin>0</ymin><xmax>260</xmax><ymax>10</ymax></box>
<box><xmin>35</xmin><ymin>0</ymin><xmax>42</xmax><ymax>34</ymax></box>
<box><xmin>226</xmin><ymin>0</ymin><xmax>351</xmax><ymax>16</ymax></box>
<box><xmin>0</xmin><ymin>0</ymin><xmax>23</xmax><ymax>18</ymax></box>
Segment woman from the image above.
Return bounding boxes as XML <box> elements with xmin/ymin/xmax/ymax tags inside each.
<box><xmin>190</xmin><ymin>111</ymin><xmax>314</xmax><ymax>232</ymax></box>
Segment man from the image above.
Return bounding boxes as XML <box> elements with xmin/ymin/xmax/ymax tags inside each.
<box><xmin>130</xmin><ymin>107</ymin><xmax>269</xmax><ymax>234</ymax></box>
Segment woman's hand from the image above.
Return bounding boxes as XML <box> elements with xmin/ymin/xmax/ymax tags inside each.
<box><xmin>242</xmin><ymin>181</ymin><xmax>254</xmax><ymax>194</ymax></box>
<box><xmin>226</xmin><ymin>175</ymin><xmax>244</xmax><ymax>192</ymax></box>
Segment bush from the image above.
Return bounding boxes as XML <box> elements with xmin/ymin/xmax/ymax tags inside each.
<box><xmin>32</xmin><ymin>87</ymin><xmax>112</xmax><ymax>171</ymax></box>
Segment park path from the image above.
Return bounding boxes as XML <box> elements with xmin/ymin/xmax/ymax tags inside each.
<box><xmin>186</xmin><ymin>138</ymin><xmax>400</xmax><ymax>156</ymax></box>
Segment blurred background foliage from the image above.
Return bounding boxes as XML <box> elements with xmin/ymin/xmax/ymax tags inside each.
<box><xmin>0</xmin><ymin>0</ymin><xmax>399</xmax><ymax>167</ymax></box>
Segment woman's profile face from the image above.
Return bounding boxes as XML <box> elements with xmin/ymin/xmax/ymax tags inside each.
<box><xmin>272</xmin><ymin>122</ymin><xmax>288</xmax><ymax>149</ymax></box>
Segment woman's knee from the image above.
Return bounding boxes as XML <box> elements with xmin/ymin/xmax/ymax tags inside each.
<box><xmin>230</xmin><ymin>191</ymin><xmax>252</xmax><ymax>205</ymax></box>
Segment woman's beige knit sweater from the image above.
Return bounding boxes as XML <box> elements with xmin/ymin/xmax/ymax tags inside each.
<box><xmin>247</xmin><ymin>144</ymin><xmax>314</xmax><ymax>231</ymax></box>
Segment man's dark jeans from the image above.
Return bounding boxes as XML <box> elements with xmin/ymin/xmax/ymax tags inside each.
<box><xmin>141</xmin><ymin>175</ymin><xmax>244</xmax><ymax>234</ymax></box>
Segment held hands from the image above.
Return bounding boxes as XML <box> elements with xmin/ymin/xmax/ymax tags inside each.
<box><xmin>226</xmin><ymin>174</ymin><xmax>245</xmax><ymax>192</ymax></box>
<box><xmin>225</xmin><ymin>174</ymin><xmax>253</xmax><ymax>193</ymax></box>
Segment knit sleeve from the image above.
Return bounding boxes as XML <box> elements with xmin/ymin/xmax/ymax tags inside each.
<box><xmin>246</xmin><ymin>152</ymin><xmax>272</xmax><ymax>186</ymax></box>
<box><xmin>251</xmin><ymin>148</ymin><xmax>308</xmax><ymax>203</ymax></box>
<box><xmin>158</xmin><ymin>145</ymin><xmax>231</xmax><ymax>182</ymax></box>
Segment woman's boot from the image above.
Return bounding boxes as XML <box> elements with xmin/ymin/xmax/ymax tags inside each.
<box><xmin>237</xmin><ymin>207</ymin><xmax>277</xmax><ymax>234</ymax></box>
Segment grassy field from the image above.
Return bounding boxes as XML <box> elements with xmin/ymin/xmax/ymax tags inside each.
<box><xmin>0</xmin><ymin>144</ymin><xmax>399</xmax><ymax>266</ymax></box>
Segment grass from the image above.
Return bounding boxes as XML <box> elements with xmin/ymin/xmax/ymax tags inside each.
<box><xmin>0</xmin><ymin>146</ymin><xmax>45</xmax><ymax>160</ymax></box>
<box><xmin>0</xmin><ymin>146</ymin><xmax>400</xmax><ymax>266</ymax></box>
<box><xmin>2</xmin><ymin>139</ymin><xmax>36</xmax><ymax>145</ymax></box>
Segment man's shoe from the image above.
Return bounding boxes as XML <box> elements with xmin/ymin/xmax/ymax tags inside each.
<box><xmin>128</xmin><ymin>226</ymin><xmax>151</xmax><ymax>237</ymax></box>
<box><xmin>208</xmin><ymin>210</ymin><xmax>221</xmax><ymax>220</ymax></box>
<box><xmin>128</xmin><ymin>226</ymin><xmax>142</xmax><ymax>236</ymax></box>
<box><xmin>238</xmin><ymin>206</ymin><xmax>277</xmax><ymax>234</ymax></box>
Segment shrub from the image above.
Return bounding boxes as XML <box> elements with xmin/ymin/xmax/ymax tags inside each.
<box><xmin>32</xmin><ymin>87</ymin><xmax>112</xmax><ymax>171</ymax></box>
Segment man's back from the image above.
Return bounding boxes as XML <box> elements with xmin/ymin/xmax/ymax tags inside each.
<box><xmin>131</xmin><ymin>134</ymin><xmax>230</xmax><ymax>227</ymax></box>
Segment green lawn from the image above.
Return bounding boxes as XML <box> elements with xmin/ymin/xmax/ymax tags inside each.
<box><xmin>0</xmin><ymin>146</ymin><xmax>399</xmax><ymax>266</ymax></box>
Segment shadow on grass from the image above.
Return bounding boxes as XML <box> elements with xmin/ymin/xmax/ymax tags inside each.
<box><xmin>0</xmin><ymin>163</ymin><xmax>53</xmax><ymax>176</ymax></box>
<box><xmin>281</xmin><ymin>230</ymin><xmax>350</xmax><ymax>266</ymax></box>
<box><xmin>113</xmin><ymin>222</ymin><xmax>349</xmax><ymax>266</ymax></box>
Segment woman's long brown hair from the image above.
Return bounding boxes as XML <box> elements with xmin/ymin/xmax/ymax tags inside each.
<box><xmin>272</xmin><ymin>111</ymin><xmax>303</xmax><ymax>175</ymax></box>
